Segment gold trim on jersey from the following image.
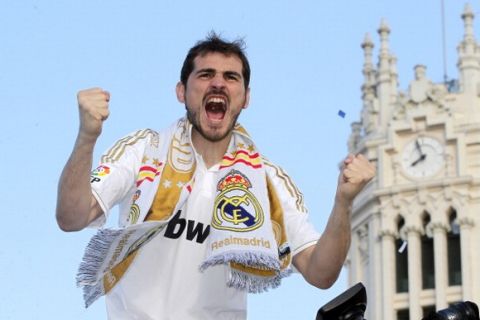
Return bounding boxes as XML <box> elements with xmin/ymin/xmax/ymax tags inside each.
<box><xmin>101</xmin><ymin>129</ymin><xmax>155</xmax><ymax>163</ymax></box>
<box><xmin>262</xmin><ymin>158</ymin><xmax>307</xmax><ymax>213</ymax></box>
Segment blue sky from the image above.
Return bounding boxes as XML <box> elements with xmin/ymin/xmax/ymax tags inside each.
<box><xmin>0</xmin><ymin>1</ymin><xmax>473</xmax><ymax>319</ymax></box>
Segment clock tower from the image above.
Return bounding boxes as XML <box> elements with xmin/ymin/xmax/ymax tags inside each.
<box><xmin>347</xmin><ymin>5</ymin><xmax>480</xmax><ymax>320</ymax></box>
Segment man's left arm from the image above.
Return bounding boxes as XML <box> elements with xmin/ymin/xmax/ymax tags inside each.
<box><xmin>293</xmin><ymin>154</ymin><xmax>376</xmax><ymax>289</ymax></box>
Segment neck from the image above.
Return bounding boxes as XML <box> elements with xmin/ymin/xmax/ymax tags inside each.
<box><xmin>191</xmin><ymin>129</ymin><xmax>232</xmax><ymax>168</ymax></box>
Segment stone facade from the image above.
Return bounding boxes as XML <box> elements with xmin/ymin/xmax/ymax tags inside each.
<box><xmin>347</xmin><ymin>4</ymin><xmax>480</xmax><ymax>320</ymax></box>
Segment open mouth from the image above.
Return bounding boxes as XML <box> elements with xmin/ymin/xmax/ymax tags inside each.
<box><xmin>205</xmin><ymin>96</ymin><xmax>227</xmax><ymax>121</ymax></box>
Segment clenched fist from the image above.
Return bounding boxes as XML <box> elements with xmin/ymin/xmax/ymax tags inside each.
<box><xmin>77</xmin><ymin>88</ymin><xmax>110</xmax><ymax>139</ymax></box>
<box><xmin>337</xmin><ymin>154</ymin><xmax>376</xmax><ymax>204</ymax></box>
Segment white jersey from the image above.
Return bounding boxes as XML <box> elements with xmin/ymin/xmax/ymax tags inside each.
<box><xmin>91</xmin><ymin>131</ymin><xmax>320</xmax><ymax>320</ymax></box>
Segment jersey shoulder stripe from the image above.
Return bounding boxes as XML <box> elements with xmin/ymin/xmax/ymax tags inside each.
<box><xmin>101</xmin><ymin>129</ymin><xmax>157</xmax><ymax>163</ymax></box>
<box><xmin>262</xmin><ymin>157</ymin><xmax>307</xmax><ymax>213</ymax></box>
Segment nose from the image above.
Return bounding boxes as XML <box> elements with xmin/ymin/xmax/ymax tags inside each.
<box><xmin>210</xmin><ymin>74</ymin><xmax>226</xmax><ymax>89</ymax></box>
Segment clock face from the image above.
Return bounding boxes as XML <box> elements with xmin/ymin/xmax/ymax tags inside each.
<box><xmin>401</xmin><ymin>136</ymin><xmax>445</xmax><ymax>178</ymax></box>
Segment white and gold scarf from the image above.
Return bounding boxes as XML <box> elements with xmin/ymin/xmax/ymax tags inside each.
<box><xmin>76</xmin><ymin>118</ymin><xmax>292</xmax><ymax>307</ymax></box>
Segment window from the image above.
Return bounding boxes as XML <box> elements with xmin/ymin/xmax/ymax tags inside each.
<box><xmin>421</xmin><ymin>213</ymin><xmax>435</xmax><ymax>289</ymax></box>
<box><xmin>423</xmin><ymin>305</ymin><xmax>436</xmax><ymax>318</ymax></box>
<box><xmin>397</xmin><ymin>308</ymin><xmax>410</xmax><ymax>320</ymax></box>
<box><xmin>447</xmin><ymin>209</ymin><xmax>462</xmax><ymax>286</ymax></box>
<box><xmin>396</xmin><ymin>217</ymin><xmax>409</xmax><ymax>293</ymax></box>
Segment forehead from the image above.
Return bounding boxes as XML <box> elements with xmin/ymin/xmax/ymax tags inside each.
<box><xmin>192</xmin><ymin>52</ymin><xmax>243</xmax><ymax>73</ymax></box>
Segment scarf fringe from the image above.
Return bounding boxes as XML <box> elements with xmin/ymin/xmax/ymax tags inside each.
<box><xmin>82</xmin><ymin>282</ymin><xmax>104</xmax><ymax>308</ymax></box>
<box><xmin>76</xmin><ymin>228</ymin><xmax>123</xmax><ymax>287</ymax></box>
<box><xmin>200</xmin><ymin>251</ymin><xmax>289</xmax><ymax>293</ymax></box>
<box><xmin>200</xmin><ymin>251</ymin><xmax>280</xmax><ymax>271</ymax></box>
<box><xmin>228</xmin><ymin>267</ymin><xmax>292</xmax><ymax>293</ymax></box>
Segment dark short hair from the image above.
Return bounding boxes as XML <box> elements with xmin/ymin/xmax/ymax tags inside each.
<box><xmin>180</xmin><ymin>32</ymin><xmax>251</xmax><ymax>88</ymax></box>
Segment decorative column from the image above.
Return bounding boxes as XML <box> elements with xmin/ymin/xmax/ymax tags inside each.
<box><xmin>369</xmin><ymin>213</ymin><xmax>382</xmax><ymax>320</ymax></box>
<box><xmin>430</xmin><ymin>222</ymin><xmax>449</xmax><ymax>310</ymax></box>
<box><xmin>389</xmin><ymin>54</ymin><xmax>398</xmax><ymax>101</ymax></box>
<box><xmin>358</xmin><ymin>224</ymin><xmax>369</xmax><ymax>283</ymax></box>
<box><xmin>405</xmin><ymin>226</ymin><xmax>422</xmax><ymax>320</ymax></box>
<box><xmin>458</xmin><ymin>217</ymin><xmax>475</xmax><ymax>300</ymax></box>
<box><xmin>458</xmin><ymin>4</ymin><xmax>480</xmax><ymax>95</ymax></box>
<box><xmin>348</xmin><ymin>122</ymin><xmax>362</xmax><ymax>153</ymax></box>
<box><xmin>361</xmin><ymin>33</ymin><xmax>375</xmax><ymax>88</ymax></box>
<box><xmin>379</xmin><ymin>229</ymin><xmax>396</xmax><ymax>320</ymax></box>
<box><xmin>360</xmin><ymin>33</ymin><xmax>378</xmax><ymax>136</ymax></box>
<box><xmin>349</xmin><ymin>226</ymin><xmax>361</xmax><ymax>284</ymax></box>
<box><xmin>377</xmin><ymin>20</ymin><xmax>393</xmax><ymax>134</ymax></box>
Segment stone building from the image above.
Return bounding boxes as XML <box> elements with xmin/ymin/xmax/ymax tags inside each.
<box><xmin>346</xmin><ymin>4</ymin><xmax>480</xmax><ymax>320</ymax></box>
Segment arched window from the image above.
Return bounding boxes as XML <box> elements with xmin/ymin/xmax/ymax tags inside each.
<box><xmin>395</xmin><ymin>216</ymin><xmax>408</xmax><ymax>293</ymax></box>
<box><xmin>421</xmin><ymin>212</ymin><xmax>435</xmax><ymax>289</ymax></box>
<box><xmin>447</xmin><ymin>209</ymin><xmax>462</xmax><ymax>286</ymax></box>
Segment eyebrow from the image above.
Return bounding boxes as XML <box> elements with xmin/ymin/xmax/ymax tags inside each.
<box><xmin>195</xmin><ymin>68</ymin><xmax>242</xmax><ymax>79</ymax></box>
<box><xmin>195</xmin><ymin>68</ymin><xmax>216</xmax><ymax>75</ymax></box>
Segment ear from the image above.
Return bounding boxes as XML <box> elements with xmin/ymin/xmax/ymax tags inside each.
<box><xmin>176</xmin><ymin>82</ymin><xmax>186</xmax><ymax>103</ymax></box>
<box><xmin>242</xmin><ymin>87</ymin><xmax>250</xmax><ymax>109</ymax></box>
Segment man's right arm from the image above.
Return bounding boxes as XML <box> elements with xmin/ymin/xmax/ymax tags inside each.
<box><xmin>56</xmin><ymin>88</ymin><xmax>110</xmax><ymax>231</ymax></box>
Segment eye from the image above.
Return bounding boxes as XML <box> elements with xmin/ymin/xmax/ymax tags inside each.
<box><xmin>225</xmin><ymin>73</ymin><xmax>240</xmax><ymax>81</ymax></box>
<box><xmin>198</xmin><ymin>71</ymin><xmax>214</xmax><ymax>79</ymax></box>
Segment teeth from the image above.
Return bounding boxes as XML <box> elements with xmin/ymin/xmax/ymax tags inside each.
<box><xmin>207</xmin><ymin>97</ymin><xmax>226</xmax><ymax>104</ymax></box>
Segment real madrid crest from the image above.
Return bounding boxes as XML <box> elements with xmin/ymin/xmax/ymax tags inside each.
<box><xmin>212</xmin><ymin>169</ymin><xmax>264</xmax><ymax>232</ymax></box>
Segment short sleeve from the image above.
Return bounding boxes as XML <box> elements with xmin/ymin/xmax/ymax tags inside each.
<box><xmin>264</xmin><ymin>159</ymin><xmax>320</xmax><ymax>256</ymax></box>
<box><xmin>88</xmin><ymin>129</ymin><xmax>154</xmax><ymax>228</ymax></box>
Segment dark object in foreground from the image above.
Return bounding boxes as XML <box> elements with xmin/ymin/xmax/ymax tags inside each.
<box><xmin>316</xmin><ymin>283</ymin><xmax>479</xmax><ymax>320</ymax></box>
<box><xmin>422</xmin><ymin>301</ymin><xmax>479</xmax><ymax>320</ymax></box>
<box><xmin>316</xmin><ymin>282</ymin><xmax>366</xmax><ymax>320</ymax></box>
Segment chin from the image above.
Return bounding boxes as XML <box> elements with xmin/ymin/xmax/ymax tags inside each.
<box><xmin>201</xmin><ymin>128</ymin><xmax>231</xmax><ymax>142</ymax></box>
